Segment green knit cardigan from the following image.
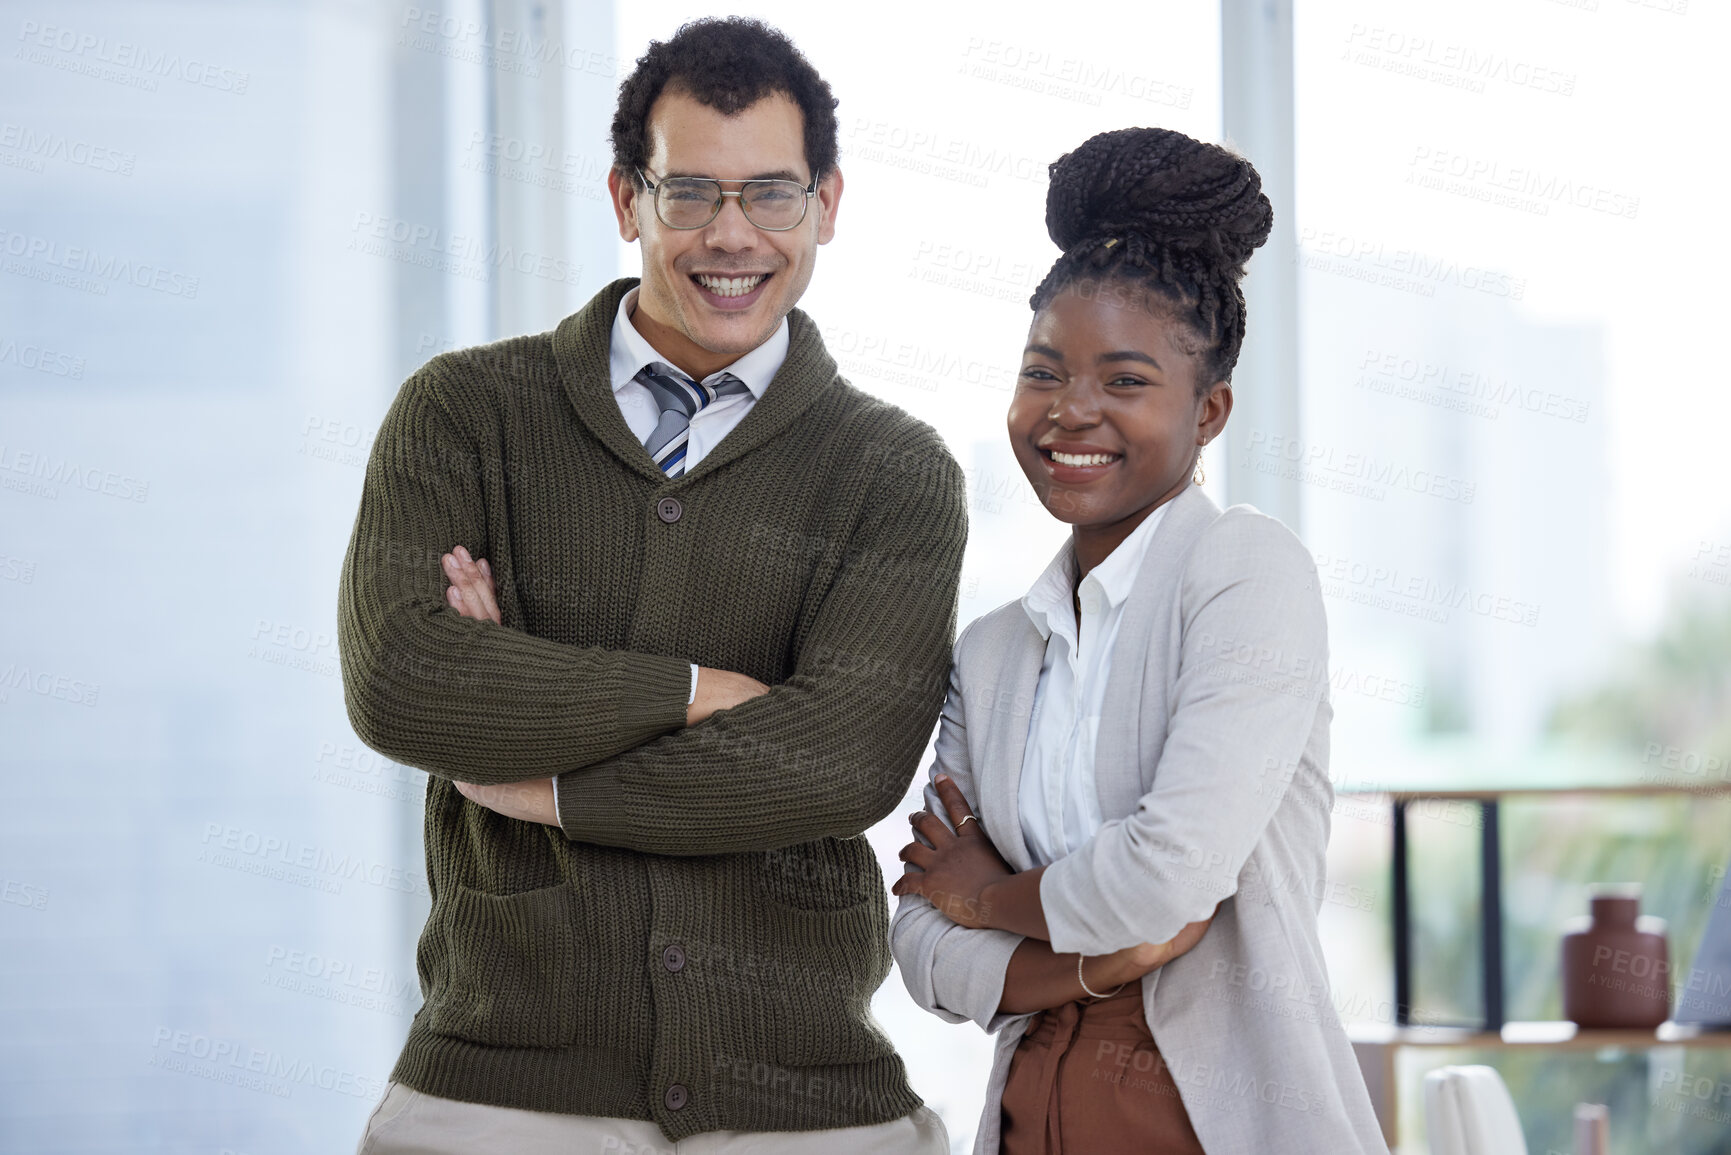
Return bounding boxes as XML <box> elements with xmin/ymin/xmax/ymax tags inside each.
<box><xmin>336</xmin><ymin>277</ymin><xmax>969</xmax><ymax>1141</ymax></box>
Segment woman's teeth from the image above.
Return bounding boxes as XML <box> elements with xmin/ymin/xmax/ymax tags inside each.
<box><xmin>695</xmin><ymin>274</ymin><xmax>766</xmax><ymax>298</ymax></box>
<box><xmin>1049</xmin><ymin>450</ymin><xmax>1119</xmax><ymax>466</ymax></box>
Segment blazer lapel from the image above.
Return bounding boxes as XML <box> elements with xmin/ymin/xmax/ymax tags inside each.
<box><xmin>976</xmin><ymin>539</ymin><xmax>1070</xmax><ymax>875</ymax></box>
<box><xmin>1094</xmin><ymin>485</ymin><xmax>1223</xmax><ymax>818</ymax></box>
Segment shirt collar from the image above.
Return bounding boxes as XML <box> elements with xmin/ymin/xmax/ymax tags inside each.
<box><xmin>1020</xmin><ymin>499</ymin><xmax>1173</xmax><ymax>641</ymax></box>
<box><xmin>608</xmin><ymin>285</ymin><xmax>789</xmax><ymax>398</ymax></box>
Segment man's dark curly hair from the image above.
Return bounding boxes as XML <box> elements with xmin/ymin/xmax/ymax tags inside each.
<box><xmin>611</xmin><ymin>18</ymin><xmax>840</xmax><ymax>187</ymax></box>
<box><xmin>1031</xmin><ymin>127</ymin><xmax>1273</xmax><ymax>389</ymax></box>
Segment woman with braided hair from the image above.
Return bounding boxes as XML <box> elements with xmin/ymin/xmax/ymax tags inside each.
<box><xmin>891</xmin><ymin>126</ymin><xmax>1387</xmax><ymax>1153</ymax></box>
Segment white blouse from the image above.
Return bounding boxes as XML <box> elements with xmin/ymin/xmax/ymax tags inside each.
<box><xmin>1017</xmin><ymin>500</ymin><xmax>1171</xmax><ymax>867</ymax></box>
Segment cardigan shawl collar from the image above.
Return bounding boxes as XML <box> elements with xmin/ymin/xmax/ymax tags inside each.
<box><xmin>553</xmin><ymin>277</ymin><xmax>838</xmax><ymax>488</ymax></box>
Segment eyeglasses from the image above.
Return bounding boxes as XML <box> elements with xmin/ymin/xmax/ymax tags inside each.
<box><xmin>635</xmin><ymin>167</ymin><xmax>818</xmax><ymax>231</ymax></box>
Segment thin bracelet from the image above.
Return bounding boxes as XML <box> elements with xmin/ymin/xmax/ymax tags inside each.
<box><xmin>1077</xmin><ymin>953</ymin><xmax>1126</xmax><ymax>1000</ymax></box>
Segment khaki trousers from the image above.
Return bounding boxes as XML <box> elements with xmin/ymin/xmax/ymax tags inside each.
<box><xmin>354</xmin><ymin>1081</ymin><xmax>950</xmax><ymax>1155</ymax></box>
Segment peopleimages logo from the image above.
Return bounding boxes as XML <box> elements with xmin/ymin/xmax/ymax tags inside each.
<box><xmin>1407</xmin><ymin>146</ymin><xmax>1640</xmax><ymax>221</ymax></box>
<box><xmin>1340</xmin><ymin>24</ymin><xmax>1576</xmax><ymax>97</ymax></box>
<box><xmin>0</xmin><ymin>226</ymin><xmax>199</xmax><ymax>298</ymax></box>
<box><xmin>1242</xmin><ymin>429</ymin><xmax>1477</xmax><ymax>504</ymax></box>
<box><xmin>0</xmin><ymin>664</ymin><xmax>100</xmax><ymax>707</ymax></box>
<box><xmin>347</xmin><ymin>211</ymin><xmax>583</xmax><ymax>286</ymax></box>
<box><xmin>1354</xmin><ymin>346</ymin><xmax>1590</xmax><ymax>424</ymax></box>
<box><xmin>0</xmin><ymin>121</ymin><xmax>135</xmax><ymax>175</ymax></box>
<box><xmin>15</xmin><ymin>20</ymin><xmax>251</xmax><ymax>93</ymax></box>
<box><xmin>0</xmin><ymin>337</ymin><xmax>86</xmax><ymax>378</ymax></box>
<box><xmin>197</xmin><ymin>823</ymin><xmax>428</xmax><ymax>898</ymax></box>
<box><xmin>823</xmin><ymin>326</ymin><xmax>1016</xmax><ymax>394</ymax></box>
<box><xmin>262</xmin><ymin>944</ymin><xmax>417</xmax><ymax>1017</ymax></box>
<box><xmin>847</xmin><ymin>118</ymin><xmax>1044</xmax><ymax>189</ymax></box>
<box><xmin>148</xmin><ymin>1027</ymin><xmax>385</xmax><ymax>1099</ymax></box>
<box><xmin>396</xmin><ymin>7</ymin><xmax>619</xmax><ymax>79</ymax></box>
<box><xmin>1312</xmin><ymin>550</ymin><xmax>1541</xmax><ymax>628</ymax></box>
<box><xmin>958</xmin><ymin>37</ymin><xmax>1195</xmax><ymax>109</ymax></box>
<box><xmin>1297</xmin><ymin>226</ymin><xmax>1525</xmax><ymax>301</ymax></box>
<box><xmin>0</xmin><ymin>444</ymin><xmax>149</xmax><ymax>503</ymax></box>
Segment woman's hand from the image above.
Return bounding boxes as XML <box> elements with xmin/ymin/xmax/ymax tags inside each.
<box><xmin>441</xmin><ymin>545</ymin><xmax>557</xmax><ymax>826</ymax></box>
<box><xmin>997</xmin><ymin>906</ymin><xmax>1221</xmax><ymax>1013</ymax></box>
<box><xmin>891</xmin><ymin>774</ymin><xmax>1015</xmax><ymax>930</ymax></box>
<box><xmin>443</xmin><ymin>545</ymin><xmax>500</xmax><ymax>625</ymax></box>
<box><xmin>1085</xmin><ymin>905</ymin><xmax>1220</xmax><ymax>989</ymax></box>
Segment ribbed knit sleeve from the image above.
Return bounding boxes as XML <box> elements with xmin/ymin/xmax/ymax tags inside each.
<box><xmin>336</xmin><ymin>363</ymin><xmax>694</xmax><ymax>782</ymax></box>
<box><xmin>553</xmin><ymin>423</ymin><xmax>969</xmax><ymax>854</ymax></box>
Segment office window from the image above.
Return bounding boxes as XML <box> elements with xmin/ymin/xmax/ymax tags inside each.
<box><xmin>1292</xmin><ymin>2</ymin><xmax>1731</xmax><ymax>1150</ymax></box>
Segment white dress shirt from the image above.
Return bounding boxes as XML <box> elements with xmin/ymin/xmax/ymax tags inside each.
<box><xmin>607</xmin><ymin>285</ymin><xmax>789</xmax><ymax>486</ymax></box>
<box><xmin>551</xmin><ymin>288</ymin><xmax>789</xmax><ymax>813</ymax></box>
<box><xmin>1017</xmin><ymin>500</ymin><xmax>1171</xmax><ymax>867</ymax></box>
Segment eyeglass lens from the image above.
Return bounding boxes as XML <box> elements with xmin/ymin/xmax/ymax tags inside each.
<box><xmin>655</xmin><ymin>178</ymin><xmax>808</xmax><ymax>230</ymax></box>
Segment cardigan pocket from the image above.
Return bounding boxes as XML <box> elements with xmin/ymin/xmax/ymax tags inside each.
<box><xmin>750</xmin><ymin>895</ymin><xmax>901</xmax><ymax>1069</ymax></box>
<box><xmin>424</xmin><ymin>882</ymin><xmax>588</xmax><ymax>1048</ymax></box>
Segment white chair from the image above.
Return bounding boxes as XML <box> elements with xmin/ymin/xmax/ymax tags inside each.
<box><xmin>1423</xmin><ymin>1064</ymin><xmax>1528</xmax><ymax>1155</ymax></box>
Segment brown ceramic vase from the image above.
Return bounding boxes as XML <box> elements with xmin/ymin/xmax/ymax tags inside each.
<box><xmin>1561</xmin><ymin>883</ymin><xmax>1670</xmax><ymax>1029</ymax></box>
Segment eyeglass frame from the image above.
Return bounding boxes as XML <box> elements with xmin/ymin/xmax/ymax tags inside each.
<box><xmin>633</xmin><ymin>167</ymin><xmax>820</xmax><ymax>232</ymax></box>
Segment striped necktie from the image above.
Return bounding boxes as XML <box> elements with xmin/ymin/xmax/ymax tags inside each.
<box><xmin>637</xmin><ymin>361</ymin><xmax>751</xmax><ymax>478</ymax></box>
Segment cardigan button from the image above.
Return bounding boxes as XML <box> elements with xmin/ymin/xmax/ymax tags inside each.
<box><xmin>664</xmin><ymin>1082</ymin><xmax>688</xmax><ymax>1110</ymax></box>
<box><xmin>656</xmin><ymin>496</ymin><xmax>683</xmax><ymax>523</ymax></box>
<box><xmin>662</xmin><ymin>944</ymin><xmax>686</xmax><ymax>972</ymax></box>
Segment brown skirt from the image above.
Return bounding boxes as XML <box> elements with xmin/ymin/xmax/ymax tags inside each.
<box><xmin>999</xmin><ymin>983</ymin><xmax>1206</xmax><ymax>1155</ymax></box>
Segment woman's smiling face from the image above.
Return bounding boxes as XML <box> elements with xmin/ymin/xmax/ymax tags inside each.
<box><xmin>1007</xmin><ymin>281</ymin><xmax>1233</xmax><ymax>541</ymax></box>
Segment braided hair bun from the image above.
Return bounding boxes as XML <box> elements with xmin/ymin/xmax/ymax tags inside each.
<box><xmin>1032</xmin><ymin>126</ymin><xmax>1273</xmax><ymax>386</ymax></box>
<box><xmin>1045</xmin><ymin>127</ymin><xmax>1271</xmax><ymax>269</ymax></box>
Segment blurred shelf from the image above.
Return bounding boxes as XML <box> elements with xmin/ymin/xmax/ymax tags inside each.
<box><xmin>1333</xmin><ymin>739</ymin><xmax>1731</xmax><ymax>800</ymax></box>
<box><xmin>1345</xmin><ymin>782</ymin><xmax>1731</xmax><ymax>801</ymax></box>
<box><xmin>1349</xmin><ymin>1020</ymin><xmax>1731</xmax><ymax>1050</ymax></box>
<box><xmin>1341</xmin><ymin>744</ymin><xmax>1731</xmax><ymax>1146</ymax></box>
<box><xmin>1350</xmin><ymin>1020</ymin><xmax>1731</xmax><ymax>1147</ymax></box>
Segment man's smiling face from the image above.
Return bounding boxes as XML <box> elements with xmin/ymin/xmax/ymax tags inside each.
<box><xmin>610</xmin><ymin>86</ymin><xmax>842</xmax><ymax>380</ymax></box>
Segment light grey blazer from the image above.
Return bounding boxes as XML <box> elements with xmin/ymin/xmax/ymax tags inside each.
<box><xmin>889</xmin><ymin>483</ymin><xmax>1387</xmax><ymax>1154</ymax></box>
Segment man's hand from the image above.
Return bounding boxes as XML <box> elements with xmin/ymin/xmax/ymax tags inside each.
<box><xmin>688</xmin><ymin>667</ymin><xmax>770</xmax><ymax>725</ymax></box>
<box><xmin>441</xmin><ymin>542</ymin><xmax>767</xmax><ymax>727</ymax></box>
<box><xmin>452</xmin><ymin>779</ymin><xmax>558</xmax><ymax>825</ymax></box>
<box><xmin>891</xmin><ymin>773</ymin><xmax>1016</xmax><ymax>929</ymax></box>
<box><xmin>438</xmin><ymin>543</ymin><xmax>771</xmax><ymax>822</ymax></box>
<box><xmin>440</xmin><ymin>545</ymin><xmax>557</xmax><ymax>823</ymax></box>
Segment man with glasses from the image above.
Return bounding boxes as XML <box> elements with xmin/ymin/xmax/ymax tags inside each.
<box><xmin>341</xmin><ymin>16</ymin><xmax>961</xmax><ymax>1155</ymax></box>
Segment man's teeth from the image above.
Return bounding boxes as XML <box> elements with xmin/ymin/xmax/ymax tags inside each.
<box><xmin>1050</xmin><ymin>450</ymin><xmax>1119</xmax><ymax>466</ymax></box>
<box><xmin>696</xmin><ymin>274</ymin><xmax>766</xmax><ymax>298</ymax></box>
